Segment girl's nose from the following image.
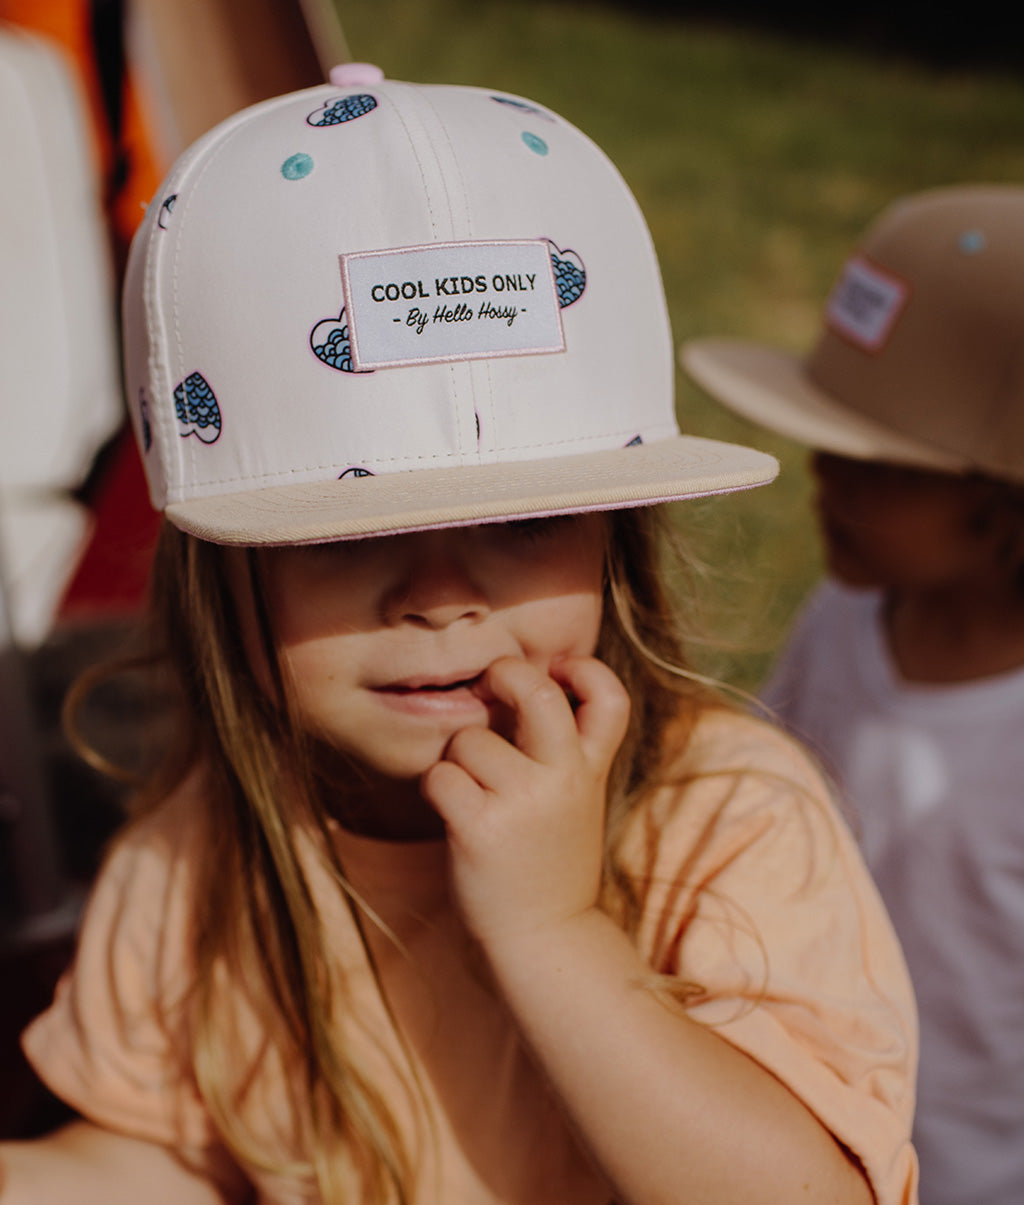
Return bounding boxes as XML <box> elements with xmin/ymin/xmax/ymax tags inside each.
<box><xmin>382</xmin><ymin>533</ymin><xmax>490</xmax><ymax>630</ymax></box>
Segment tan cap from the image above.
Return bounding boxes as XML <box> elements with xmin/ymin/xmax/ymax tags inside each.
<box><xmin>681</xmin><ymin>185</ymin><xmax>1024</xmax><ymax>483</ymax></box>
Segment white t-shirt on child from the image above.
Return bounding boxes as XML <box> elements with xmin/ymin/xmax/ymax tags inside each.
<box><xmin>763</xmin><ymin>579</ymin><xmax>1024</xmax><ymax>1205</ymax></box>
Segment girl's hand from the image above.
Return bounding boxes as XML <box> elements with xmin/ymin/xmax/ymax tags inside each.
<box><xmin>420</xmin><ymin>655</ymin><xmax>630</xmax><ymax>948</ymax></box>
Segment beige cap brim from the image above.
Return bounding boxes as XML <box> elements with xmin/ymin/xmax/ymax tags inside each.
<box><xmin>681</xmin><ymin>337</ymin><xmax>970</xmax><ymax>474</ymax></box>
<box><xmin>165</xmin><ymin>434</ymin><xmax>778</xmax><ymax>546</ymax></box>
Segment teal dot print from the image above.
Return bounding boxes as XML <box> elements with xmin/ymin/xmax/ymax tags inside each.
<box><xmin>958</xmin><ymin>229</ymin><xmax>987</xmax><ymax>254</ymax></box>
<box><xmin>521</xmin><ymin>131</ymin><xmax>548</xmax><ymax>156</ymax></box>
<box><xmin>282</xmin><ymin>152</ymin><xmax>314</xmax><ymax>180</ymax></box>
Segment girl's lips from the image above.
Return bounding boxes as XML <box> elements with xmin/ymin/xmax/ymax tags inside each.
<box><xmin>371</xmin><ymin>672</ymin><xmax>490</xmax><ymax>717</ymax></box>
<box><xmin>377</xmin><ymin>670</ymin><xmax>486</xmax><ymax>694</ymax></box>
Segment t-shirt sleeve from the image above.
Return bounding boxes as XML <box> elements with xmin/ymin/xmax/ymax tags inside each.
<box><xmin>21</xmin><ymin>796</ymin><xmax>218</xmax><ymax>1154</ymax></box>
<box><xmin>633</xmin><ymin>713</ymin><xmax>919</xmax><ymax>1205</ymax></box>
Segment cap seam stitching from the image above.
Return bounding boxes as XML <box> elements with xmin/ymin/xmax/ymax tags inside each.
<box><xmin>386</xmin><ymin>84</ymin><xmax>473</xmax><ymax>460</ymax></box>
<box><xmin>416</xmin><ymin>85</ymin><xmax>484</xmax><ymax>459</ymax></box>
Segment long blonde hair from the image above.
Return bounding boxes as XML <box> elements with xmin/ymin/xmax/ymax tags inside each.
<box><xmin>77</xmin><ymin>504</ymin><xmax>721</xmax><ymax>1202</ymax></box>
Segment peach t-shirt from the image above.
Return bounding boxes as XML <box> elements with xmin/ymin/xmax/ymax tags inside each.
<box><xmin>23</xmin><ymin>710</ymin><xmax>919</xmax><ymax>1203</ymax></box>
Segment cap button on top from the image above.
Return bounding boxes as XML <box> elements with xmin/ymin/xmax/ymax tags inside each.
<box><xmin>329</xmin><ymin>62</ymin><xmax>385</xmax><ymax>87</ymax></box>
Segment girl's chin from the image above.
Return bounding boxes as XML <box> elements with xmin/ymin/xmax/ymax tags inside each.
<box><xmin>313</xmin><ymin>740</ymin><xmax>441</xmax><ymax>787</ymax></box>
<box><xmin>312</xmin><ymin>749</ymin><xmax>448</xmax><ymax>840</ymax></box>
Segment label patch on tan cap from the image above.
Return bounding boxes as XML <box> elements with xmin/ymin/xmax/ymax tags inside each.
<box><xmin>825</xmin><ymin>255</ymin><xmax>910</xmax><ymax>352</ymax></box>
<box><xmin>340</xmin><ymin>239</ymin><xmax>565</xmax><ymax>370</ymax></box>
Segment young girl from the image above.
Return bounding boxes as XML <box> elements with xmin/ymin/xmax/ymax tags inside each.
<box><xmin>1</xmin><ymin>66</ymin><xmax>917</xmax><ymax>1205</ymax></box>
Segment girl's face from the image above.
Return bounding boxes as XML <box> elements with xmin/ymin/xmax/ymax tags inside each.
<box><xmin>811</xmin><ymin>451</ymin><xmax>1012</xmax><ymax>592</ymax></box>
<box><xmin>240</xmin><ymin>515</ymin><xmax>607</xmax><ymax>783</ymax></box>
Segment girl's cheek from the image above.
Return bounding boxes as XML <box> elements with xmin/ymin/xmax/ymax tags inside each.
<box><xmin>525</xmin><ymin>607</ymin><xmax>604</xmax><ymax>665</ymax></box>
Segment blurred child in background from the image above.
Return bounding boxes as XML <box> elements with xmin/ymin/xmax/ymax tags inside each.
<box><xmin>683</xmin><ymin>184</ymin><xmax>1024</xmax><ymax>1205</ymax></box>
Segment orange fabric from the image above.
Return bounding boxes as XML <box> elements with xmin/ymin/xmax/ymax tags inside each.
<box><xmin>0</xmin><ymin>0</ymin><xmax>162</xmax><ymax>254</ymax></box>
<box><xmin>22</xmin><ymin>712</ymin><xmax>920</xmax><ymax>1204</ymax></box>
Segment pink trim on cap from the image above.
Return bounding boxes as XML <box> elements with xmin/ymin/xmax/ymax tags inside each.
<box><xmin>329</xmin><ymin>63</ymin><xmax>385</xmax><ymax>87</ymax></box>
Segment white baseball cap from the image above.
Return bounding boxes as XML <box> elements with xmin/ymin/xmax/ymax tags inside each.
<box><xmin>123</xmin><ymin>63</ymin><xmax>778</xmax><ymax>545</ymax></box>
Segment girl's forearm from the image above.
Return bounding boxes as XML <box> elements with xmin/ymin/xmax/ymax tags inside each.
<box><xmin>483</xmin><ymin>908</ymin><xmax>873</xmax><ymax>1205</ymax></box>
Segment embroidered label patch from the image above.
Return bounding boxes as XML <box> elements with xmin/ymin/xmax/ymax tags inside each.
<box><xmin>340</xmin><ymin>240</ymin><xmax>565</xmax><ymax>370</ymax></box>
<box><xmin>825</xmin><ymin>255</ymin><xmax>910</xmax><ymax>352</ymax></box>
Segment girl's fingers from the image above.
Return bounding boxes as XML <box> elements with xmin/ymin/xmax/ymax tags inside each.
<box><xmin>420</xmin><ymin>756</ymin><xmax>486</xmax><ymax>826</ymax></box>
<box><xmin>428</xmin><ymin>658</ymin><xmax>629</xmax><ymax>822</ymax></box>
<box><xmin>478</xmin><ymin>657</ymin><xmax>579</xmax><ymax>766</ymax></box>
<box><xmin>422</xmin><ymin>657</ymin><xmax>627</xmax><ymax>945</ymax></box>
<box><xmin>442</xmin><ymin>722</ymin><xmax>523</xmax><ymax>788</ymax></box>
<box><xmin>549</xmin><ymin>656</ymin><xmax>631</xmax><ymax>766</ymax></box>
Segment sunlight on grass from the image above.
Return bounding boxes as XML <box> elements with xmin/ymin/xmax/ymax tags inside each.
<box><xmin>335</xmin><ymin>0</ymin><xmax>1024</xmax><ymax>687</ymax></box>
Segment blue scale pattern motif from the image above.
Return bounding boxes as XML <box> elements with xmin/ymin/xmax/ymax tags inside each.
<box><xmin>307</xmin><ymin>94</ymin><xmax>377</xmax><ymax>127</ymax></box>
<box><xmin>174</xmin><ymin>372</ymin><xmax>222</xmax><ymax>443</ymax></box>
<box><xmin>311</xmin><ymin>315</ymin><xmax>356</xmax><ymax>372</ymax></box>
<box><xmin>317</xmin><ymin>326</ymin><xmax>353</xmax><ymax>372</ymax></box>
<box><xmin>549</xmin><ymin>247</ymin><xmax>586</xmax><ymax>308</ymax></box>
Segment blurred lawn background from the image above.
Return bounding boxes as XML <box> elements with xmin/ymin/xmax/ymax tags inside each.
<box><xmin>333</xmin><ymin>0</ymin><xmax>1024</xmax><ymax>690</ymax></box>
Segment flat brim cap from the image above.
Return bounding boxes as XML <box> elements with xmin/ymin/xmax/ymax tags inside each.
<box><xmin>167</xmin><ymin>434</ymin><xmax>775</xmax><ymax>545</ymax></box>
<box><xmin>125</xmin><ymin>72</ymin><xmax>778</xmax><ymax>545</ymax></box>
<box><xmin>681</xmin><ymin>338</ymin><xmax>970</xmax><ymax>473</ymax></box>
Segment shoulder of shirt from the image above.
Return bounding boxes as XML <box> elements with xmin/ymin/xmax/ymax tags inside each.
<box><xmin>760</xmin><ymin>579</ymin><xmax>882</xmax><ymax>717</ymax></box>
<box><xmin>654</xmin><ymin>704</ymin><xmax>837</xmax><ymax>820</ymax></box>
<box><xmin>64</xmin><ymin>766</ymin><xmax>215</xmax><ymax>968</ymax></box>
<box><xmin>101</xmin><ymin>763</ymin><xmax>213</xmax><ymax>879</ymax></box>
<box><xmin>789</xmin><ymin>578</ymin><xmax>881</xmax><ymax>633</ymax></box>
<box><xmin>664</xmin><ymin>704</ymin><xmax>822</xmax><ymax>776</ymax></box>
<box><xmin>616</xmin><ymin>705</ymin><xmax>849</xmax><ymax>895</ymax></box>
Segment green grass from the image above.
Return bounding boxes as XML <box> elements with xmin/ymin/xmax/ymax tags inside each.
<box><xmin>334</xmin><ymin>0</ymin><xmax>1024</xmax><ymax>687</ymax></box>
